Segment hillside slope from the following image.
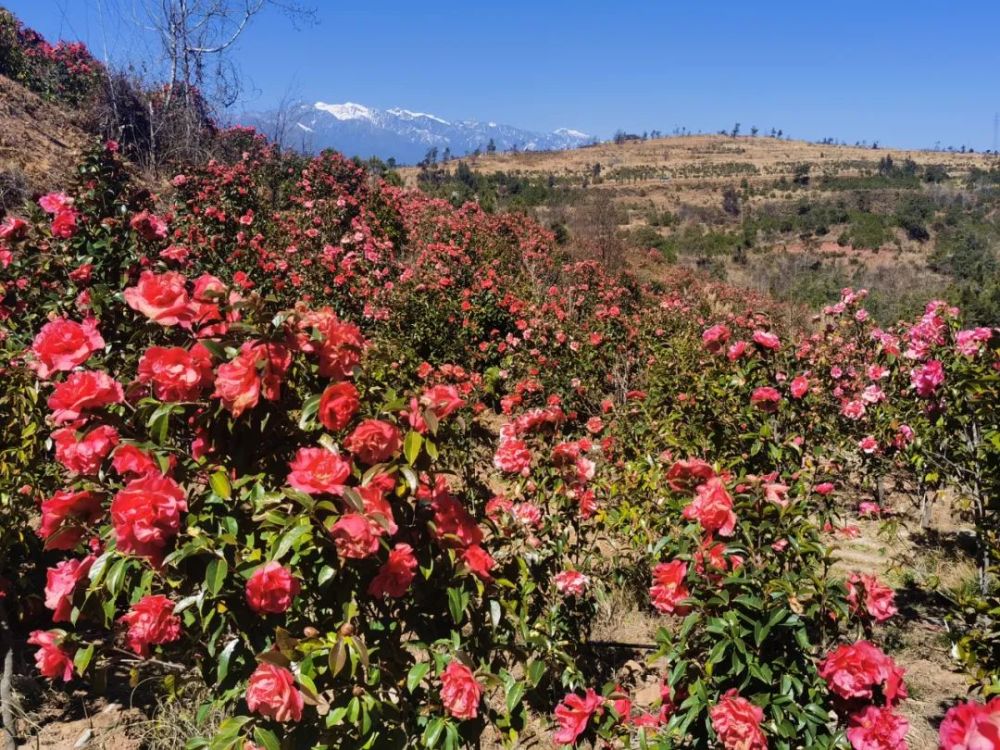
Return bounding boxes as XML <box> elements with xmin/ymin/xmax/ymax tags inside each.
<box><xmin>0</xmin><ymin>73</ymin><xmax>88</xmax><ymax>201</ymax></box>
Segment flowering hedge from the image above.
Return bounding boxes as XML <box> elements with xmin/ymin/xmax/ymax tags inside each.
<box><xmin>2</xmin><ymin>137</ymin><xmax>999</xmax><ymax>750</ymax></box>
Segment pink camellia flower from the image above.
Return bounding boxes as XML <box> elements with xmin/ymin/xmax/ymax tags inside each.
<box><xmin>0</xmin><ymin>215</ymin><xmax>28</xmax><ymax>240</ymax></box>
<box><xmin>752</xmin><ymin>330</ymin><xmax>781</xmax><ymax>351</ymax></box>
<box><xmin>213</xmin><ymin>343</ymin><xmax>261</xmax><ymax>417</ymax></box>
<box><xmin>287</xmin><ymin>446</ymin><xmax>351</xmax><ymax>495</ymax></box>
<box><xmin>763</xmin><ymin>482</ymin><xmax>790</xmax><ymax>508</ymax></box>
<box><xmin>138</xmin><ymin>345</ymin><xmax>214</xmax><ymax>402</ymax></box>
<box><xmin>345</xmin><ymin>419</ymin><xmax>401</xmax><ymax>465</ymax></box>
<box><xmin>683</xmin><ymin>477</ymin><xmax>736</xmax><ymax>536</ymax></box>
<box><xmin>27</xmin><ymin>630</ymin><xmax>74</xmax><ymax>682</ymax></box>
<box><xmin>110</xmin><ymin>474</ymin><xmax>187</xmax><ymax>566</ymax></box>
<box><xmin>246</xmin><ymin>663</ymin><xmax>304</xmax><ymax>723</ymax></box>
<box><xmin>493</xmin><ymin>437</ymin><xmax>532</xmax><ymax>476</ymax></box>
<box><xmin>330</xmin><ymin>513</ymin><xmax>382</xmax><ymax>559</ymax></box>
<box><xmin>368</xmin><ymin>543</ymin><xmax>418</xmax><ymax>598</ymax></box>
<box><xmin>120</xmin><ymin>594</ymin><xmax>182</xmax><ymax>657</ymax></box>
<box><xmin>47</xmin><ymin>370</ymin><xmax>124</xmax><ymax>424</ymax></box>
<box><xmin>859</xmin><ymin>436</ymin><xmax>879</xmax><ymax>455</ymax></box>
<box><xmin>750</xmin><ymin>386</ymin><xmax>781</xmax><ymax>413</ymax></box>
<box><xmin>649</xmin><ymin>560</ymin><xmax>690</xmax><ymax>615</ymax></box>
<box><xmin>702</xmin><ymin>324</ymin><xmax>731</xmax><ymax>354</ymax></box>
<box><xmin>439</xmin><ymin>661</ymin><xmax>482</xmax><ymax>720</ymax></box>
<box><xmin>790</xmin><ymin>375</ymin><xmax>809</xmax><ymax>399</ymax></box>
<box><xmin>31</xmin><ymin>317</ymin><xmax>105</xmax><ymax>379</ymax></box>
<box><xmin>245</xmin><ymin>562</ymin><xmax>300</xmax><ymax>614</ymax></box>
<box><xmin>939</xmin><ymin>697</ymin><xmax>1000</xmax><ymax>750</ymax></box>
<box><xmin>420</xmin><ymin>384</ymin><xmax>464</xmax><ymax>420</ymax></box>
<box><xmin>39</xmin><ymin>192</ymin><xmax>73</xmax><ymax>214</ymax></box>
<box><xmin>911</xmin><ymin>359</ymin><xmax>945</xmax><ymax>397</ymax></box>
<box><xmin>553</xmin><ymin>570</ymin><xmax>590</xmax><ymax>597</ymax></box>
<box><xmin>955</xmin><ymin>327</ymin><xmax>993</xmax><ymax>357</ymax></box>
<box><xmin>842</xmin><ymin>400</ymin><xmax>867</xmax><ymax>420</ymax></box>
<box><xmin>727</xmin><ymin>340</ymin><xmax>748</xmax><ymax>360</ymax></box>
<box><xmin>858</xmin><ymin>501</ymin><xmax>883</xmax><ymax>518</ymax></box>
<box><xmin>815</xmin><ymin>482</ymin><xmax>835</xmax><ymax>496</ymax></box>
<box><xmin>553</xmin><ymin>689</ymin><xmax>604</xmax><ymax>745</ymax></box>
<box><xmin>124</xmin><ymin>271</ymin><xmax>193</xmax><ymax>327</ymax></box>
<box><xmin>846</xmin><ymin>705</ymin><xmax>909</xmax><ymax>750</ymax></box>
<box><xmin>818</xmin><ymin>641</ymin><xmax>906</xmax><ymax>704</ymax></box>
<box><xmin>709</xmin><ymin>689</ymin><xmax>767</xmax><ymax>750</ymax></box>
<box><xmin>318</xmin><ymin>381</ymin><xmax>360</xmax><ymax>432</ymax></box>
<box><xmin>45</xmin><ymin>555</ymin><xmax>96</xmax><ymax>622</ymax></box>
<box><xmin>846</xmin><ymin>573</ymin><xmax>898</xmax><ymax>623</ymax></box>
<box><xmin>37</xmin><ymin>489</ymin><xmax>104</xmax><ymax>550</ymax></box>
<box><xmin>51</xmin><ymin>424</ymin><xmax>119</xmax><ymax>475</ymax></box>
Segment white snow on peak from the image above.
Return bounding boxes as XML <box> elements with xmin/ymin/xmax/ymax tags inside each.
<box><xmin>554</xmin><ymin>128</ymin><xmax>588</xmax><ymax>139</ymax></box>
<box><xmin>296</xmin><ymin>122</ymin><xmax>314</xmax><ymax>132</ymax></box>
<box><xmin>314</xmin><ymin>101</ymin><xmax>375</xmax><ymax>122</ymax></box>
<box><xmin>487</xmin><ymin>122</ymin><xmax>498</xmax><ymax>128</ymax></box>
<box><xmin>387</xmin><ymin>107</ymin><xmax>450</xmax><ymax>125</ymax></box>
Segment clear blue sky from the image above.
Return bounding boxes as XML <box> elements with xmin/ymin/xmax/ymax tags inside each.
<box><xmin>7</xmin><ymin>0</ymin><xmax>1000</xmax><ymax>149</ymax></box>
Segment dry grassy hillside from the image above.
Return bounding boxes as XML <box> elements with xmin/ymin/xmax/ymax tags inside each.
<box><xmin>403</xmin><ymin>135</ymin><xmax>1000</xmax><ymax>325</ymax></box>
<box><xmin>0</xmin><ymin>74</ymin><xmax>88</xmax><ymax>206</ymax></box>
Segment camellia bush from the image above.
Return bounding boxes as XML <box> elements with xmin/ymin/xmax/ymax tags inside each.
<box><xmin>1</xmin><ymin>132</ymin><xmax>999</xmax><ymax>750</ymax></box>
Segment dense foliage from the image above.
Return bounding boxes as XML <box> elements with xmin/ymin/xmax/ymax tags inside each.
<box><xmin>1</xmin><ymin>127</ymin><xmax>999</xmax><ymax>750</ymax></box>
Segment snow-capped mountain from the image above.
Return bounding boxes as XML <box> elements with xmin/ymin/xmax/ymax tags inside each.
<box><xmin>243</xmin><ymin>101</ymin><xmax>592</xmax><ymax>164</ymax></box>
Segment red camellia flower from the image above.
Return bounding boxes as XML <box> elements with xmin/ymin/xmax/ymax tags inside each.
<box><xmin>790</xmin><ymin>375</ymin><xmax>809</xmax><ymax>399</ymax></box>
<box><xmin>245</xmin><ymin>561</ymin><xmax>300</xmax><ymax>614</ymax></box>
<box><xmin>120</xmin><ymin>594</ymin><xmax>182</xmax><ymax>657</ymax></box>
<box><xmin>666</xmin><ymin>458</ymin><xmax>715</xmax><ymax>492</ymax></box>
<box><xmin>461</xmin><ymin>544</ymin><xmax>495</xmax><ymax>580</ymax></box>
<box><xmin>38</xmin><ymin>489</ymin><xmax>104</xmax><ymax>550</ymax></box>
<box><xmin>31</xmin><ymin>317</ymin><xmax>104</xmax><ymax>379</ymax></box>
<box><xmin>52</xmin><ymin>424</ymin><xmax>119</xmax><ymax>475</ymax></box>
<box><xmin>910</xmin><ymin>359</ymin><xmax>945</xmax><ymax>398</ymax></box>
<box><xmin>331</xmin><ymin>513</ymin><xmax>382</xmax><ymax>559</ymax></box>
<box><xmin>345</xmin><ymin>419</ymin><xmax>401</xmax><ymax>465</ymax></box>
<box><xmin>50</xmin><ymin>208</ymin><xmax>78</xmax><ymax>239</ymax></box>
<box><xmin>213</xmin><ymin>343</ymin><xmax>261</xmax><ymax>417</ymax></box>
<box><xmin>130</xmin><ymin>210</ymin><xmax>169</xmax><ymax>241</ymax></box>
<box><xmin>317</xmin><ymin>381</ymin><xmax>360</xmax><ymax>431</ymax></box>
<box><xmin>440</xmin><ymin>661</ymin><xmax>482</xmax><ymax>720</ymax></box>
<box><xmin>649</xmin><ymin>560</ymin><xmax>690</xmax><ymax>615</ymax></box>
<box><xmin>47</xmin><ymin>370</ymin><xmax>124</xmax><ymax>424</ymax></box>
<box><xmin>138</xmin><ymin>345</ymin><xmax>214</xmax><ymax>401</ymax></box>
<box><xmin>368</xmin><ymin>543</ymin><xmax>418</xmax><ymax>597</ymax></box>
<box><xmin>287</xmin><ymin>446</ymin><xmax>351</xmax><ymax>495</ymax></box>
<box><xmin>27</xmin><ymin>630</ymin><xmax>74</xmax><ymax>682</ymax></box>
<box><xmin>683</xmin><ymin>476</ymin><xmax>737</xmax><ymax>536</ymax></box>
<box><xmin>818</xmin><ymin>641</ymin><xmax>907</xmax><ymax>703</ymax></box>
<box><xmin>709</xmin><ymin>689</ymin><xmax>767</xmax><ymax>750</ymax></box>
<box><xmin>111</xmin><ymin>444</ymin><xmax>160</xmax><ymax>477</ymax></box>
<box><xmin>493</xmin><ymin>437</ymin><xmax>532</xmax><ymax>476</ymax></box>
<box><xmin>846</xmin><ymin>705</ymin><xmax>909</xmax><ymax>750</ymax></box>
<box><xmin>939</xmin><ymin>697</ymin><xmax>1000</xmax><ymax>750</ymax></box>
<box><xmin>420</xmin><ymin>384</ymin><xmax>464</xmax><ymax>420</ymax></box>
<box><xmin>298</xmin><ymin>309</ymin><xmax>366</xmax><ymax>378</ymax></box>
<box><xmin>246</xmin><ymin>663</ymin><xmax>304</xmax><ymax>723</ymax></box>
<box><xmin>750</xmin><ymin>386</ymin><xmax>782</xmax><ymax>413</ymax></box>
<box><xmin>45</xmin><ymin>555</ymin><xmax>95</xmax><ymax>622</ymax></box>
<box><xmin>124</xmin><ymin>270</ymin><xmax>192</xmax><ymax>327</ymax></box>
<box><xmin>846</xmin><ymin>573</ymin><xmax>898</xmax><ymax>623</ymax></box>
<box><xmin>110</xmin><ymin>474</ymin><xmax>187</xmax><ymax>565</ymax></box>
<box><xmin>553</xmin><ymin>688</ymin><xmax>604</xmax><ymax>745</ymax></box>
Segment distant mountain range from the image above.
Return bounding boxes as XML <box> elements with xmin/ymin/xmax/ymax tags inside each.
<box><xmin>242</xmin><ymin>101</ymin><xmax>592</xmax><ymax>164</ymax></box>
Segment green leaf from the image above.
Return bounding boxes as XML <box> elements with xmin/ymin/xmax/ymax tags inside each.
<box><xmin>407</xmin><ymin>661</ymin><xmax>430</xmax><ymax>693</ymax></box>
<box><xmin>73</xmin><ymin>643</ymin><xmax>95</xmax><ymax>675</ymax></box>
<box><xmin>505</xmin><ymin>681</ymin><xmax>525</xmax><ymax>714</ymax></box>
<box><xmin>422</xmin><ymin>717</ymin><xmax>445</xmax><ymax>747</ymax></box>
<box><xmin>404</xmin><ymin>430</ymin><xmax>423</xmax><ymax>466</ymax></box>
<box><xmin>217</xmin><ymin>638</ymin><xmax>238</xmax><ymax>684</ymax></box>
<box><xmin>205</xmin><ymin>557</ymin><xmax>228</xmax><ymax>596</ymax></box>
<box><xmin>209</xmin><ymin>471</ymin><xmax>231</xmax><ymax>499</ymax></box>
<box><xmin>253</xmin><ymin>728</ymin><xmax>280</xmax><ymax>750</ymax></box>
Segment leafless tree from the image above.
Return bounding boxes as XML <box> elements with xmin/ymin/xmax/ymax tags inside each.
<box><xmin>136</xmin><ymin>0</ymin><xmax>316</xmax><ymax>111</ymax></box>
